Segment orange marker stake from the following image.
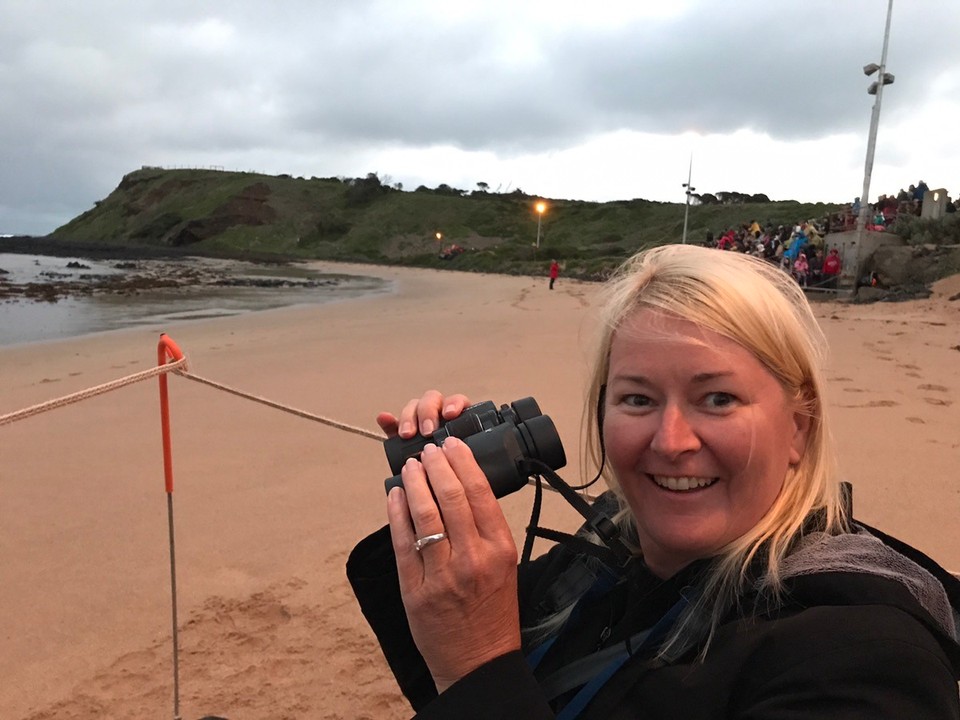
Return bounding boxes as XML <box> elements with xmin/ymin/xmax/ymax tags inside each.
<box><xmin>157</xmin><ymin>333</ymin><xmax>185</xmax><ymax>720</ymax></box>
<box><xmin>158</xmin><ymin>334</ymin><xmax>184</xmax><ymax>494</ymax></box>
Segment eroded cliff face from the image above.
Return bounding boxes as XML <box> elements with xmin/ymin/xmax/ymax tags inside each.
<box><xmin>115</xmin><ymin>172</ymin><xmax>278</xmax><ymax>247</ymax></box>
<box><xmin>855</xmin><ymin>242</ymin><xmax>960</xmax><ymax>302</ymax></box>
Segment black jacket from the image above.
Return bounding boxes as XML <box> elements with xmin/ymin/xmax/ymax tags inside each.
<box><xmin>347</xmin><ymin>520</ymin><xmax>960</xmax><ymax>719</ymax></box>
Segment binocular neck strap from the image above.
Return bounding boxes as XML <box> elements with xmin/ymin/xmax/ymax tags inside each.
<box><xmin>520</xmin><ymin>459</ymin><xmax>633</xmax><ymax>569</ymax></box>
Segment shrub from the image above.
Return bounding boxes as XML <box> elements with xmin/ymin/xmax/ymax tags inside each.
<box><xmin>889</xmin><ymin>214</ymin><xmax>960</xmax><ymax>246</ymax></box>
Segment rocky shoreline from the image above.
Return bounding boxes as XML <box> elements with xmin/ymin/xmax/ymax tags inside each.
<box><xmin>0</xmin><ymin>253</ymin><xmax>340</xmax><ymax>303</ymax></box>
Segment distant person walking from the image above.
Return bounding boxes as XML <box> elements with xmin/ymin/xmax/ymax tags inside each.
<box><xmin>548</xmin><ymin>260</ymin><xmax>560</xmax><ymax>290</ymax></box>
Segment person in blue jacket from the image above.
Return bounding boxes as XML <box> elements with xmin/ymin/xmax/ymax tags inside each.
<box><xmin>349</xmin><ymin>244</ymin><xmax>960</xmax><ymax>719</ymax></box>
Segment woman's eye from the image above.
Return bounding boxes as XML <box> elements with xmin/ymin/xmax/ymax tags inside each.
<box><xmin>704</xmin><ymin>392</ymin><xmax>737</xmax><ymax>409</ymax></box>
<box><xmin>620</xmin><ymin>394</ymin><xmax>652</xmax><ymax>408</ymax></box>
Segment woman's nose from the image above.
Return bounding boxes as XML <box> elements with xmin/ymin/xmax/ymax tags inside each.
<box><xmin>650</xmin><ymin>405</ymin><xmax>701</xmax><ymax>459</ymax></box>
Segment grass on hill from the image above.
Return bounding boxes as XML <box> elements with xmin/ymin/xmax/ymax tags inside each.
<box><xmin>52</xmin><ymin>168</ymin><xmax>847</xmax><ymax>279</ymax></box>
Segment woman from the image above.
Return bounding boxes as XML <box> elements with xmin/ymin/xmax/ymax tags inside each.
<box><xmin>348</xmin><ymin>245</ymin><xmax>960</xmax><ymax>719</ymax></box>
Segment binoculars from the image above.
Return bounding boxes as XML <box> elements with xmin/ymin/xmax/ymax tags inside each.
<box><xmin>383</xmin><ymin>397</ymin><xmax>566</xmax><ymax>499</ymax></box>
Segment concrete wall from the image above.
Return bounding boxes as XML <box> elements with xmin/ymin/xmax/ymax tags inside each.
<box><xmin>921</xmin><ymin>188</ymin><xmax>949</xmax><ymax>220</ymax></box>
<box><xmin>826</xmin><ymin>229</ymin><xmax>903</xmax><ymax>284</ymax></box>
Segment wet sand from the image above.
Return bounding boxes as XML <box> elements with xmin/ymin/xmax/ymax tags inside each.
<box><xmin>2</xmin><ymin>262</ymin><xmax>958</xmax><ymax>719</ymax></box>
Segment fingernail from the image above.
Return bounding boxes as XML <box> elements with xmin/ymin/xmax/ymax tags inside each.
<box><xmin>404</xmin><ymin>457</ymin><xmax>419</xmax><ymax>469</ymax></box>
<box><xmin>443</xmin><ymin>436</ymin><xmax>461</xmax><ymax>449</ymax></box>
<box><xmin>400</xmin><ymin>421</ymin><xmax>413</xmax><ymax>437</ymax></box>
<box><xmin>421</xmin><ymin>419</ymin><xmax>435</xmax><ymax>435</ymax></box>
<box><xmin>443</xmin><ymin>404</ymin><xmax>456</xmax><ymax>416</ymax></box>
<box><xmin>421</xmin><ymin>442</ymin><xmax>439</xmax><ymax>456</ymax></box>
<box><xmin>388</xmin><ymin>486</ymin><xmax>404</xmax><ymax>504</ymax></box>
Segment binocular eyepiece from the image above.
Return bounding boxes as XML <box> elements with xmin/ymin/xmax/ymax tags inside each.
<box><xmin>383</xmin><ymin>397</ymin><xmax>567</xmax><ymax>499</ymax></box>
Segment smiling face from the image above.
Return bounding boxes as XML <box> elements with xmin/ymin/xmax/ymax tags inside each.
<box><xmin>603</xmin><ymin>309</ymin><xmax>809</xmax><ymax>579</ymax></box>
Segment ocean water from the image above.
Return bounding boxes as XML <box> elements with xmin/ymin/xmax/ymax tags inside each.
<box><xmin>0</xmin><ymin>253</ymin><xmax>391</xmax><ymax>347</ymax></box>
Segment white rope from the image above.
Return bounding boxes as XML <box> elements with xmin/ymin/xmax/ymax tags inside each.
<box><xmin>0</xmin><ymin>354</ymin><xmax>596</xmax><ymax>500</ymax></box>
<box><xmin>0</xmin><ymin>357</ymin><xmax>188</xmax><ymax>427</ymax></box>
<box><xmin>172</xmin><ymin>368</ymin><xmax>384</xmax><ymax>442</ymax></box>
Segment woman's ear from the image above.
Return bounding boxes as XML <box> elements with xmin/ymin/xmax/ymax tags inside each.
<box><xmin>789</xmin><ymin>410</ymin><xmax>812</xmax><ymax>465</ymax></box>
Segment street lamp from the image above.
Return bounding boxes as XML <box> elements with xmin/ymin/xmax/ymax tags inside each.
<box><xmin>681</xmin><ymin>155</ymin><xmax>695</xmax><ymax>244</ymax></box>
<box><xmin>857</xmin><ymin>0</ymin><xmax>895</xmax><ymax>235</ymax></box>
<box><xmin>535</xmin><ymin>201</ymin><xmax>547</xmax><ymax>248</ymax></box>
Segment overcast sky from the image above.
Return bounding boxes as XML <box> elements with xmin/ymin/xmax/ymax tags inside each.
<box><xmin>2</xmin><ymin>0</ymin><xmax>958</xmax><ymax>235</ymax></box>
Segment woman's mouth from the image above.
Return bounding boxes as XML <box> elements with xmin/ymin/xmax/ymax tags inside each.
<box><xmin>651</xmin><ymin>475</ymin><xmax>718</xmax><ymax>492</ymax></box>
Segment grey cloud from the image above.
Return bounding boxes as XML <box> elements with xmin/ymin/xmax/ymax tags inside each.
<box><xmin>1</xmin><ymin>0</ymin><xmax>958</xmax><ymax>234</ymax></box>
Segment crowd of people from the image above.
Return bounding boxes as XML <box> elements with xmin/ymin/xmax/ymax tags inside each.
<box><xmin>834</xmin><ymin>180</ymin><xmax>957</xmax><ymax>232</ymax></box>
<box><xmin>704</xmin><ymin>219</ymin><xmax>843</xmax><ymax>289</ymax></box>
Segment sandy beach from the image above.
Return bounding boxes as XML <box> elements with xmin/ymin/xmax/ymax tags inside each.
<box><xmin>2</xmin><ymin>262</ymin><xmax>958</xmax><ymax>719</ymax></box>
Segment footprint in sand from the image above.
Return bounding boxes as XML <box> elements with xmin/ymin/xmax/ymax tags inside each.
<box><xmin>924</xmin><ymin>398</ymin><xmax>953</xmax><ymax>407</ymax></box>
<box><xmin>510</xmin><ymin>287</ymin><xmax>533</xmax><ymax>310</ymax></box>
<box><xmin>865</xmin><ymin>343</ymin><xmax>893</xmax><ymax>356</ymax></box>
<box><xmin>842</xmin><ymin>388</ymin><xmax>867</xmax><ymax>393</ymax></box>
<box><xmin>68</xmin><ymin>371</ymin><xmax>82</xmax><ymax>377</ymax></box>
<box><xmin>39</xmin><ymin>377</ymin><xmax>60</xmax><ymax>384</ymax></box>
<box><xmin>906</xmin><ymin>417</ymin><xmax>926</xmax><ymax>424</ymax></box>
<box><xmin>838</xmin><ymin>399</ymin><xmax>900</xmax><ymax>409</ymax></box>
<box><xmin>918</xmin><ymin>384</ymin><xmax>949</xmax><ymax>392</ymax></box>
<box><xmin>829</xmin><ymin>376</ymin><xmax>853</xmax><ymax>382</ymax></box>
<box><xmin>905</xmin><ymin>372</ymin><xmax>922</xmax><ymax>378</ymax></box>
<box><xmin>898</xmin><ymin>364</ymin><xmax>920</xmax><ymax>370</ymax></box>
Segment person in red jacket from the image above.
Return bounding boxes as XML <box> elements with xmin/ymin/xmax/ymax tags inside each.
<box><xmin>822</xmin><ymin>248</ymin><xmax>842</xmax><ymax>288</ymax></box>
<box><xmin>549</xmin><ymin>260</ymin><xmax>560</xmax><ymax>290</ymax></box>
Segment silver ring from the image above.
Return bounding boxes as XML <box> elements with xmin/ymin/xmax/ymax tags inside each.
<box><xmin>413</xmin><ymin>532</ymin><xmax>448</xmax><ymax>552</ymax></box>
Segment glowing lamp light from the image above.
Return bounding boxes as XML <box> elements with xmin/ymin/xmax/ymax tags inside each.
<box><xmin>534</xmin><ymin>201</ymin><xmax>547</xmax><ymax>248</ymax></box>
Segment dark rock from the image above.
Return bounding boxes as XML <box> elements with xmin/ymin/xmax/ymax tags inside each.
<box><xmin>855</xmin><ymin>286</ymin><xmax>888</xmax><ymax>303</ymax></box>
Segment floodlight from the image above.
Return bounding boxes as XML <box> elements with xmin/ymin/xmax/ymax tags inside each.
<box><xmin>863</xmin><ymin>62</ymin><xmax>880</xmax><ymax>76</ymax></box>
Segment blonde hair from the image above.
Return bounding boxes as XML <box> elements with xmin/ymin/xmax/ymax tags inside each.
<box><xmin>581</xmin><ymin>244</ymin><xmax>847</xmax><ymax>659</ymax></box>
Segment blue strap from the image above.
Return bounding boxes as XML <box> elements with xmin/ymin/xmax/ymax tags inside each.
<box><xmin>529</xmin><ymin>595</ymin><xmax>688</xmax><ymax>720</ymax></box>
<box><xmin>555</xmin><ymin>650</ymin><xmax>632</xmax><ymax>720</ymax></box>
<box><xmin>526</xmin><ymin>568</ymin><xmax>620</xmax><ymax>673</ymax></box>
<box><xmin>525</xmin><ymin>635</ymin><xmax>557</xmax><ymax>670</ymax></box>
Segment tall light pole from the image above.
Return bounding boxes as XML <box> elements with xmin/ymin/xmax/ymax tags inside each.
<box><xmin>535</xmin><ymin>201</ymin><xmax>547</xmax><ymax>248</ymax></box>
<box><xmin>858</xmin><ymin>0</ymin><xmax>895</xmax><ymax>235</ymax></box>
<box><xmin>681</xmin><ymin>155</ymin><xmax>695</xmax><ymax>244</ymax></box>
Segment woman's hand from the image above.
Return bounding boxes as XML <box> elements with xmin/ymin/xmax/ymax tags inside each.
<box><xmin>383</xmin><ymin>401</ymin><xmax>521</xmax><ymax>693</ymax></box>
<box><xmin>376</xmin><ymin>390</ymin><xmax>472</xmax><ymax>440</ymax></box>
